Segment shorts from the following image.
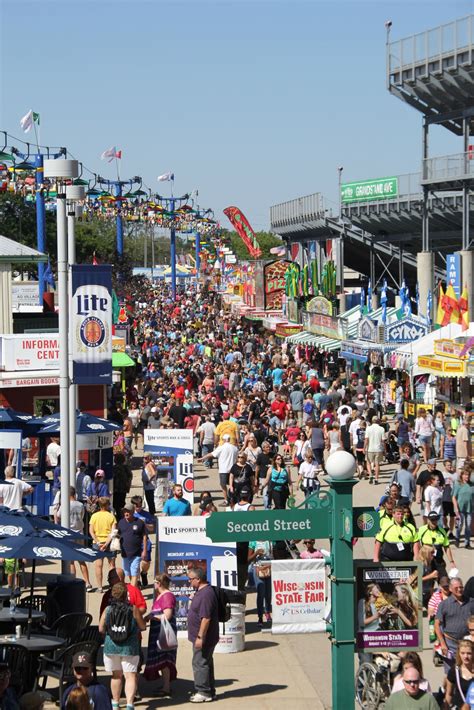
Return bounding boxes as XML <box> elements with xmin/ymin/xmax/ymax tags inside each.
<box><xmin>312</xmin><ymin>448</ymin><xmax>325</xmax><ymax>466</ymax></box>
<box><xmin>104</xmin><ymin>654</ymin><xmax>139</xmax><ymax>673</ymax></box>
<box><xmin>122</xmin><ymin>555</ymin><xmax>142</xmax><ymax>578</ymax></box>
<box><xmin>367</xmin><ymin>452</ymin><xmax>383</xmax><ymax>465</ymax></box>
<box><xmin>4</xmin><ymin>559</ymin><xmax>16</xmax><ymax>575</ymax></box>
<box><xmin>397</xmin><ymin>437</ymin><xmax>408</xmax><ymax>447</ymax></box>
<box><xmin>269</xmin><ymin>416</ymin><xmax>283</xmax><ymax>430</ymax></box>
<box><xmin>355</xmin><ymin>450</ymin><xmax>365</xmax><ymax>464</ymax></box>
<box><xmin>418</xmin><ymin>435</ymin><xmax>432</xmax><ymax>445</ymax></box>
<box><xmin>442</xmin><ymin>501</ymin><xmax>455</xmax><ymax>517</ymax></box>
<box><xmin>219</xmin><ymin>472</ymin><xmax>230</xmax><ymax>487</ymax></box>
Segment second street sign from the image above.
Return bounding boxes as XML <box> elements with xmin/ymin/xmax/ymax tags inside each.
<box><xmin>206</xmin><ymin>509</ymin><xmax>331</xmax><ymax>543</ymax></box>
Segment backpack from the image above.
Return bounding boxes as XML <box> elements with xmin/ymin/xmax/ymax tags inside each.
<box><xmin>212</xmin><ymin>586</ymin><xmax>231</xmax><ymax>623</ymax></box>
<box><xmin>106</xmin><ymin>601</ymin><xmax>134</xmax><ymax>643</ymax></box>
<box><xmin>304</xmin><ymin>400</ymin><xmax>314</xmax><ymax>414</ymax></box>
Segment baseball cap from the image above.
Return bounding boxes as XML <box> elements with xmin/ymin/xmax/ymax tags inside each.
<box><xmin>427</xmin><ymin>458</ymin><xmax>436</xmax><ymax>466</ymax></box>
<box><xmin>427</xmin><ymin>511</ymin><xmax>440</xmax><ymax>520</ymax></box>
<box><xmin>95</xmin><ymin>469</ymin><xmax>105</xmax><ymax>477</ymax></box>
<box><xmin>72</xmin><ymin>651</ymin><xmax>93</xmax><ymax>668</ymax></box>
<box><xmin>122</xmin><ymin>503</ymin><xmax>134</xmax><ymax>512</ymax></box>
<box><xmin>223</xmin><ymin>412</ymin><xmax>230</xmax><ymax>420</ymax></box>
<box><xmin>151</xmin><ymin>407</ymin><xmax>157</xmax><ymax>413</ymax></box>
<box><xmin>223</xmin><ymin>434</ymin><xmax>231</xmax><ymax>441</ymax></box>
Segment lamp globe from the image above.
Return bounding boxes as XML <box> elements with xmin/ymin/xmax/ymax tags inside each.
<box><xmin>325</xmin><ymin>450</ymin><xmax>356</xmax><ymax>481</ymax></box>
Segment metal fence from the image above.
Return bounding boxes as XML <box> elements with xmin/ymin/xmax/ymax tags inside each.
<box><xmin>422</xmin><ymin>152</ymin><xmax>474</xmax><ymax>183</ymax></box>
<box><xmin>270</xmin><ymin>193</ymin><xmax>326</xmax><ymax>228</ymax></box>
<box><xmin>388</xmin><ymin>14</ymin><xmax>473</xmax><ymax>78</ymax></box>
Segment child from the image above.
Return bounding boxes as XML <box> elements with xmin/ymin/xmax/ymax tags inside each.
<box><xmin>300</xmin><ymin>539</ymin><xmax>324</xmax><ymax>559</ymax></box>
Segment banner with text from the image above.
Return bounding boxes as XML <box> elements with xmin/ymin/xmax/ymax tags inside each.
<box><xmin>144</xmin><ymin>429</ymin><xmax>194</xmax><ymax>512</ymax></box>
<box><xmin>355</xmin><ymin>561</ymin><xmax>422</xmax><ymax>653</ymax></box>
<box><xmin>158</xmin><ymin>517</ymin><xmax>237</xmax><ymax>636</ymax></box>
<box><xmin>71</xmin><ymin>265</ymin><xmax>112</xmax><ymax>385</ymax></box>
<box><xmin>271</xmin><ymin>559</ymin><xmax>327</xmax><ymax>634</ymax></box>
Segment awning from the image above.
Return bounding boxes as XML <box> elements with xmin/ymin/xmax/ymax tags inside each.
<box><xmin>112</xmin><ymin>352</ymin><xmax>136</xmax><ymax>368</ymax></box>
<box><xmin>286</xmin><ymin>331</ymin><xmax>341</xmax><ymax>351</ymax></box>
<box><xmin>340</xmin><ymin>351</ymin><xmax>367</xmax><ymax>363</ymax></box>
<box><xmin>417</xmin><ymin>354</ymin><xmax>470</xmax><ymax>378</ymax></box>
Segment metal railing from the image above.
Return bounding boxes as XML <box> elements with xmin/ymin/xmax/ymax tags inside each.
<box><xmin>388</xmin><ymin>14</ymin><xmax>473</xmax><ymax>80</ymax></box>
<box><xmin>422</xmin><ymin>152</ymin><xmax>474</xmax><ymax>183</ymax></box>
<box><xmin>270</xmin><ymin>192</ymin><xmax>326</xmax><ymax>228</ymax></box>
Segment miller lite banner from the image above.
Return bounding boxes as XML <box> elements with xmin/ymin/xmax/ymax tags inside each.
<box><xmin>71</xmin><ymin>265</ymin><xmax>112</xmax><ymax>385</ymax></box>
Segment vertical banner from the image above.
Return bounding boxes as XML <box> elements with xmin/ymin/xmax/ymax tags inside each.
<box><xmin>271</xmin><ymin>559</ymin><xmax>327</xmax><ymax>634</ymax></box>
<box><xmin>355</xmin><ymin>561</ymin><xmax>422</xmax><ymax>652</ymax></box>
<box><xmin>446</xmin><ymin>253</ymin><xmax>461</xmax><ymax>298</ymax></box>
<box><xmin>71</xmin><ymin>265</ymin><xmax>112</xmax><ymax>385</ymax></box>
<box><xmin>158</xmin><ymin>517</ymin><xmax>237</xmax><ymax>635</ymax></box>
<box><xmin>144</xmin><ymin>429</ymin><xmax>194</xmax><ymax>512</ymax></box>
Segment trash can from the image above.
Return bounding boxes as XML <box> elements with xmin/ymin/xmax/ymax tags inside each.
<box><xmin>46</xmin><ymin>575</ymin><xmax>86</xmax><ymax>619</ymax></box>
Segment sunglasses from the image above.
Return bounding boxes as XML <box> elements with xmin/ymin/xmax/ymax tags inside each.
<box><xmin>403</xmin><ymin>680</ymin><xmax>420</xmax><ymax>687</ymax></box>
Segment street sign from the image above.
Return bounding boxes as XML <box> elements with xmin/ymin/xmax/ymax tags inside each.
<box><xmin>206</xmin><ymin>509</ymin><xmax>330</xmax><ymax>543</ymax></box>
<box><xmin>341</xmin><ymin>177</ymin><xmax>398</xmax><ymax>203</ymax></box>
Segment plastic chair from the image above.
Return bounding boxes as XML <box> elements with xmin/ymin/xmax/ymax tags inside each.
<box><xmin>0</xmin><ymin>643</ymin><xmax>29</xmax><ymax>696</ymax></box>
<box><xmin>18</xmin><ymin>594</ymin><xmax>60</xmax><ymax>627</ymax></box>
<box><xmin>43</xmin><ymin>612</ymin><xmax>92</xmax><ymax>646</ymax></box>
<box><xmin>73</xmin><ymin>625</ymin><xmax>103</xmax><ymax>646</ymax></box>
<box><xmin>34</xmin><ymin>640</ymin><xmax>99</xmax><ymax>706</ymax></box>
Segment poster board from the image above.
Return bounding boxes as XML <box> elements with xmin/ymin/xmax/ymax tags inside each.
<box><xmin>144</xmin><ymin>429</ymin><xmax>194</xmax><ymax>512</ymax></box>
<box><xmin>158</xmin><ymin>517</ymin><xmax>237</xmax><ymax>636</ymax></box>
<box><xmin>271</xmin><ymin>558</ymin><xmax>328</xmax><ymax>634</ymax></box>
<box><xmin>355</xmin><ymin>561</ymin><xmax>422</xmax><ymax>652</ymax></box>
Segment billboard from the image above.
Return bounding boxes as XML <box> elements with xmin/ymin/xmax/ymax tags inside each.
<box><xmin>158</xmin><ymin>517</ymin><xmax>237</xmax><ymax>635</ymax></box>
<box><xmin>71</xmin><ymin>265</ymin><xmax>112</xmax><ymax>385</ymax></box>
<box><xmin>264</xmin><ymin>260</ymin><xmax>292</xmax><ymax>310</ymax></box>
<box><xmin>355</xmin><ymin>561</ymin><xmax>422</xmax><ymax>652</ymax></box>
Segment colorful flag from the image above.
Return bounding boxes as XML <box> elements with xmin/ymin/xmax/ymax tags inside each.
<box><xmin>20</xmin><ymin>109</ymin><xmax>40</xmax><ymax>133</ymax></box>
<box><xmin>426</xmin><ymin>289</ymin><xmax>432</xmax><ymax>325</ymax></box>
<box><xmin>435</xmin><ymin>283</ymin><xmax>444</xmax><ymax>326</ymax></box>
<box><xmin>100</xmin><ymin>147</ymin><xmax>122</xmax><ymax>162</ymax></box>
<box><xmin>157</xmin><ymin>172</ymin><xmax>174</xmax><ymax>182</ymax></box>
<box><xmin>458</xmin><ymin>285</ymin><xmax>469</xmax><ymax>331</ymax></box>
<box><xmin>43</xmin><ymin>258</ymin><xmax>55</xmax><ymax>290</ymax></box>
<box><xmin>441</xmin><ymin>283</ymin><xmax>460</xmax><ymax>326</ymax></box>
<box><xmin>459</xmin><ymin>336</ymin><xmax>474</xmax><ymax>357</ymax></box>
<box><xmin>360</xmin><ymin>288</ymin><xmax>365</xmax><ymax>314</ymax></box>
<box><xmin>223</xmin><ymin>206</ymin><xmax>262</xmax><ymax>258</ymax></box>
<box><xmin>367</xmin><ymin>280</ymin><xmax>373</xmax><ymax>313</ymax></box>
<box><xmin>415</xmin><ymin>282</ymin><xmax>420</xmax><ymax>313</ymax></box>
<box><xmin>311</xmin><ymin>259</ymin><xmax>318</xmax><ymax>296</ymax></box>
<box><xmin>92</xmin><ymin>251</ymin><xmax>99</xmax><ymax>266</ymax></box>
<box><xmin>380</xmin><ymin>279</ymin><xmax>388</xmax><ymax>324</ymax></box>
<box><xmin>112</xmin><ymin>290</ymin><xmax>120</xmax><ymax>324</ymax></box>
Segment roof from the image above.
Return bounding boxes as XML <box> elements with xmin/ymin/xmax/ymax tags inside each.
<box><xmin>0</xmin><ymin>235</ymin><xmax>48</xmax><ymax>264</ymax></box>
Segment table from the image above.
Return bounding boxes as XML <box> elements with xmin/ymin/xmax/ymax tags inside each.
<box><xmin>0</xmin><ymin>608</ymin><xmax>45</xmax><ymax>624</ymax></box>
<box><xmin>0</xmin><ymin>634</ymin><xmax>66</xmax><ymax>692</ymax></box>
<box><xmin>0</xmin><ymin>588</ymin><xmax>20</xmax><ymax>602</ymax></box>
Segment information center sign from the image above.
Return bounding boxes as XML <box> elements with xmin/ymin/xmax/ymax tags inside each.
<box><xmin>341</xmin><ymin>177</ymin><xmax>398</xmax><ymax>203</ymax></box>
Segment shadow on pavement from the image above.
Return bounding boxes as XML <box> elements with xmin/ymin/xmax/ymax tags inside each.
<box><xmin>244</xmin><ymin>640</ymin><xmax>280</xmax><ymax>650</ymax></box>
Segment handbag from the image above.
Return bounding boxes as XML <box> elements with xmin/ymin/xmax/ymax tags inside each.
<box><xmin>109</xmin><ymin>531</ymin><xmax>121</xmax><ymax>553</ymax></box>
<box><xmin>255</xmin><ymin>562</ymin><xmax>272</xmax><ymax>579</ymax></box>
<box><xmin>157</xmin><ymin>616</ymin><xmax>178</xmax><ymax>651</ymax></box>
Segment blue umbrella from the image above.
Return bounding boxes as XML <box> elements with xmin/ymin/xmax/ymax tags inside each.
<box><xmin>0</xmin><ymin>408</ymin><xmax>34</xmax><ymax>426</ymax></box>
<box><xmin>0</xmin><ymin>508</ymin><xmax>86</xmax><ymax>540</ymax></box>
<box><xmin>35</xmin><ymin>411</ymin><xmax>121</xmax><ymax>436</ymax></box>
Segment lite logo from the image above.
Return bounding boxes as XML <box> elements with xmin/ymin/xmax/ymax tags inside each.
<box><xmin>76</xmin><ymin>293</ymin><xmax>108</xmax><ymax>316</ymax></box>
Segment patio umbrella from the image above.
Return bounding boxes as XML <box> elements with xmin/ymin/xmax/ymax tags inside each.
<box><xmin>33</xmin><ymin>411</ymin><xmax>121</xmax><ymax>436</ymax></box>
<box><xmin>0</xmin><ymin>508</ymin><xmax>86</xmax><ymax>540</ymax></box>
<box><xmin>0</xmin><ymin>408</ymin><xmax>34</xmax><ymax>427</ymax></box>
<box><xmin>0</xmin><ymin>532</ymin><xmax>110</xmax><ymax>637</ymax></box>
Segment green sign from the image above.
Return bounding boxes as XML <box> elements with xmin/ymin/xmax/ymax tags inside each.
<box><xmin>206</xmin><ymin>509</ymin><xmax>330</xmax><ymax>543</ymax></box>
<box><xmin>353</xmin><ymin>507</ymin><xmax>379</xmax><ymax>538</ymax></box>
<box><xmin>341</xmin><ymin>177</ymin><xmax>398</xmax><ymax>203</ymax></box>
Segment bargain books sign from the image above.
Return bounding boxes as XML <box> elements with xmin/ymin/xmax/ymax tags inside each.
<box><xmin>71</xmin><ymin>265</ymin><xmax>112</xmax><ymax>385</ymax></box>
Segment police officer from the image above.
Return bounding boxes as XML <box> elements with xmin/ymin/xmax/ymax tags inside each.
<box><xmin>415</xmin><ymin>511</ymin><xmax>456</xmax><ymax>576</ymax></box>
<box><xmin>373</xmin><ymin>505</ymin><xmax>418</xmax><ymax>562</ymax></box>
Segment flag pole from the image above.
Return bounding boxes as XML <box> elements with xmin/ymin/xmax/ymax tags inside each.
<box><xmin>115</xmin><ymin>156</ymin><xmax>120</xmax><ymax>182</ymax></box>
<box><xmin>33</xmin><ymin>121</ymin><xmax>40</xmax><ymax>153</ymax></box>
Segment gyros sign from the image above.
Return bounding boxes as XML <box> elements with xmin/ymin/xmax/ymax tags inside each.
<box><xmin>0</xmin><ymin>334</ymin><xmax>59</xmax><ymax>371</ymax></box>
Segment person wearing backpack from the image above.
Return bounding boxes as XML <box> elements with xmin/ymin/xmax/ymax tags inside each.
<box><xmin>99</xmin><ymin>582</ymin><xmax>146</xmax><ymax>710</ymax></box>
<box><xmin>187</xmin><ymin>568</ymin><xmax>220</xmax><ymax>703</ymax></box>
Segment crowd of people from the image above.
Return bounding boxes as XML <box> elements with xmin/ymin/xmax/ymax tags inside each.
<box><xmin>1</xmin><ymin>278</ymin><xmax>473</xmax><ymax>707</ymax></box>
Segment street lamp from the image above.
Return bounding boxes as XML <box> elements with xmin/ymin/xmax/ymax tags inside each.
<box><xmin>66</xmin><ymin>184</ymin><xmax>85</xmax><ymax>487</ymax></box>
<box><xmin>43</xmin><ymin>158</ymin><xmax>78</xmax><ymax>531</ymax></box>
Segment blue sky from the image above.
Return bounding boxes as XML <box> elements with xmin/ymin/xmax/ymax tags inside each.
<box><xmin>1</xmin><ymin>0</ymin><xmax>473</xmax><ymax>231</ymax></box>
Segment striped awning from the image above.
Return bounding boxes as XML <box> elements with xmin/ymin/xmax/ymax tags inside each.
<box><xmin>286</xmin><ymin>331</ymin><xmax>341</xmax><ymax>351</ymax></box>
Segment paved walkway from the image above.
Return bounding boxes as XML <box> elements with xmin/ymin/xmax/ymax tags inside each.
<box><xmin>35</xmin><ymin>443</ymin><xmax>472</xmax><ymax>708</ymax></box>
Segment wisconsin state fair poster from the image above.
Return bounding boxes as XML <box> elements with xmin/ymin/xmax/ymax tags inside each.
<box><xmin>355</xmin><ymin>561</ymin><xmax>422</xmax><ymax>652</ymax></box>
<box><xmin>144</xmin><ymin>429</ymin><xmax>194</xmax><ymax>512</ymax></box>
<box><xmin>158</xmin><ymin>518</ymin><xmax>237</xmax><ymax>636</ymax></box>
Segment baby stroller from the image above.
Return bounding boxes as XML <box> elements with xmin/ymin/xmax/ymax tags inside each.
<box><xmin>356</xmin><ymin>653</ymin><xmax>400</xmax><ymax>709</ymax></box>
<box><xmin>385</xmin><ymin>433</ymin><xmax>400</xmax><ymax>464</ymax></box>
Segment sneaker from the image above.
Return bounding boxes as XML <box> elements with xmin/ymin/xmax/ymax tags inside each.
<box><xmin>373</xmin><ymin>480</ymin><xmax>378</xmax><ymax>485</ymax></box>
<box><xmin>264</xmin><ymin>612</ymin><xmax>272</xmax><ymax>623</ymax></box>
<box><xmin>257</xmin><ymin>617</ymin><xmax>264</xmax><ymax>628</ymax></box>
<box><xmin>86</xmin><ymin>584</ymin><xmax>93</xmax><ymax>592</ymax></box>
<box><xmin>190</xmin><ymin>693</ymin><xmax>213</xmax><ymax>703</ymax></box>
<box><xmin>140</xmin><ymin>572</ymin><xmax>148</xmax><ymax>587</ymax></box>
<box><xmin>369</xmin><ymin>477</ymin><xmax>373</xmax><ymax>485</ymax></box>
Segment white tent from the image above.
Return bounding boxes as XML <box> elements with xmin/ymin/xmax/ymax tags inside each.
<box><xmin>394</xmin><ymin>321</ymin><xmax>474</xmax><ymax>377</ymax></box>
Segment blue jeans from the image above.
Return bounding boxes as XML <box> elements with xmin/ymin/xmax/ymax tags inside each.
<box><xmin>456</xmin><ymin>512</ymin><xmax>472</xmax><ymax>546</ymax></box>
<box><xmin>202</xmin><ymin>443</ymin><xmax>214</xmax><ymax>468</ymax></box>
<box><xmin>252</xmin><ymin>566</ymin><xmax>272</xmax><ymax>618</ymax></box>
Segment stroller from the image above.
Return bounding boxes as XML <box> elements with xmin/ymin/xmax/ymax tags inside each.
<box><xmin>385</xmin><ymin>432</ymin><xmax>400</xmax><ymax>464</ymax></box>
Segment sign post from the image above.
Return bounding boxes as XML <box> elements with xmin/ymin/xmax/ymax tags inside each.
<box><xmin>206</xmin><ymin>450</ymin><xmax>379</xmax><ymax>710</ymax></box>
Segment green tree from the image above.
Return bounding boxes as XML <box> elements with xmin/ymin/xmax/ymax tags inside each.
<box><xmin>224</xmin><ymin>229</ymin><xmax>284</xmax><ymax>260</ymax></box>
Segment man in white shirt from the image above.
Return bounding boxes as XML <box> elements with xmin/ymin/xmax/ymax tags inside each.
<box><xmin>0</xmin><ymin>466</ymin><xmax>33</xmax><ymax>509</ymax></box>
<box><xmin>197</xmin><ymin>416</ymin><xmax>216</xmax><ymax>468</ymax></box>
<box><xmin>349</xmin><ymin>414</ymin><xmax>363</xmax><ymax>451</ymax></box>
<box><xmin>46</xmin><ymin>437</ymin><xmax>61</xmax><ymax>468</ymax></box>
<box><xmin>198</xmin><ymin>434</ymin><xmax>238</xmax><ymax>505</ymax></box>
<box><xmin>364</xmin><ymin>418</ymin><xmax>387</xmax><ymax>485</ymax></box>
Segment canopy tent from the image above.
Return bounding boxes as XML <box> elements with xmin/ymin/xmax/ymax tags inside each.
<box><xmin>393</xmin><ymin>322</ymin><xmax>474</xmax><ymax>377</ymax></box>
<box><xmin>112</xmin><ymin>352</ymin><xmax>136</xmax><ymax>368</ymax></box>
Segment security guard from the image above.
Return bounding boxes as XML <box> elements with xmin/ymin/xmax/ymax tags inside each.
<box><xmin>373</xmin><ymin>505</ymin><xmax>417</xmax><ymax>562</ymax></box>
<box><xmin>415</xmin><ymin>511</ymin><xmax>456</xmax><ymax>575</ymax></box>
<box><xmin>378</xmin><ymin>499</ymin><xmax>394</xmax><ymax>531</ymax></box>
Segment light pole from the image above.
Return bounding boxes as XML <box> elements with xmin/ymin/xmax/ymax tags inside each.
<box><xmin>66</xmin><ymin>184</ymin><xmax>85</xmax><ymax>487</ymax></box>
<box><xmin>43</xmin><ymin>158</ymin><xmax>78</xmax><ymax>532</ymax></box>
<box><xmin>337</xmin><ymin>166</ymin><xmax>345</xmax><ymax>311</ymax></box>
